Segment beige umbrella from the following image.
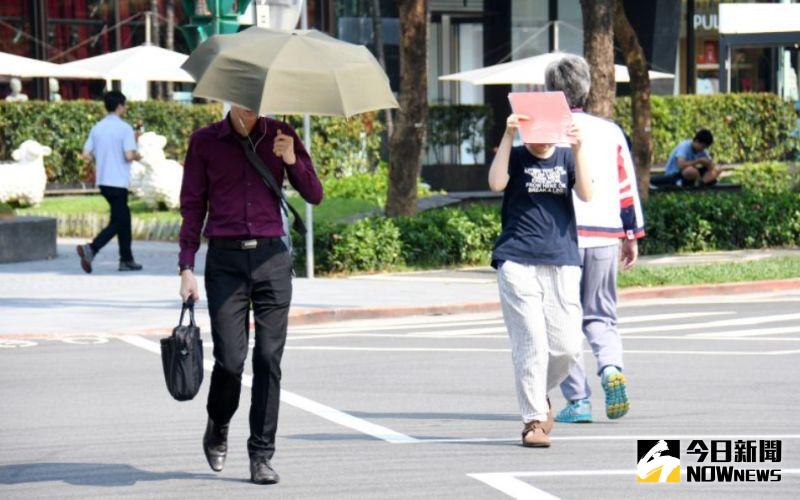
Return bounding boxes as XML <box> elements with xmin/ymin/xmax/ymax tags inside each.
<box><xmin>440</xmin><ymin>52</ymin><xmax>674</xmax><ymax>85</ymax></box>
<box><xmin>181</xmin><ymin>27</ymin><xmax>398</xmax><ymax>117</ymax></box>
<box><xmin>59</xmin><ymin>45</ymin><xmax>193</xmax><ymax>83</ymax></box>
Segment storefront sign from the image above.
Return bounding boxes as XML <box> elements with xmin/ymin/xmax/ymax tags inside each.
<box><xmin>694</xmin><ymin>14</ymin><xmax>718</xmax><ymax>32</ymax></box>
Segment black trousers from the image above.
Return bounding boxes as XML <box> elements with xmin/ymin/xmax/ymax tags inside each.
<box><xmin>90</xmin><ymin>185</ymin><xmax>133</xmax><ymax>262</ymax></box>
<box><xmin>204</xmin><ymin>238</ymin><xmax>293</xmax><ymax>460</ymax></box>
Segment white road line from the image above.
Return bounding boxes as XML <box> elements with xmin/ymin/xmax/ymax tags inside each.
<box><xmin>469</xmin><ymin>469</ymin><xmax>800</xmax><ymax>499</ymax></box>
<box><xmin>469</xmin><ymin>472</ymin><xmax>558</xmax><ymax>500</ymax></box>
<box><xmin>119</xmin><ymin>335</ymin><xmax>417</xmax><ymax>444</ymax></box>
<box><xmin>685</xmin><ymin>326</ymin><xmax>800</xmax><ymax>338</ymax></box>
<box><xmin>287</xmin><ymin>311</ymin><xmax>732</xmax><ymax>335</ymax></box>
<box><xmin>621</xmin><ymin>312</ymin><xmax>800</xmax><ymax>335</ymax></box>
<box><xmin>414</xmin><ymin>434</ymin><xmax>800</xmax><ymax>444</ymax></box>
<box><xmin>283</xmin><ymin>345</ymin><xmax>800</xmax><ymax>355</ymax></box>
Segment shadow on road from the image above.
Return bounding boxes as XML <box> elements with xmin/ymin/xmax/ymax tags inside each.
<box><xmin>0</xmin><ymin>462</ymin><xmax>219</xmax><ymax>487</ymax></box>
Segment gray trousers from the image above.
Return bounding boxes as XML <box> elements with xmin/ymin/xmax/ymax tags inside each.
<box><xmin>559</xmin><ymin>244</ymin><xmax>624</xmax><ymax>402</ymax></box>
<box><xmin>497</xmin><ymin>261</ymin><xmax>583</xmax><ymax>423</ymax></box>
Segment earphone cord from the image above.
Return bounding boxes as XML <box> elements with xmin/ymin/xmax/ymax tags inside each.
<box><xmin>239</xmin><ymin>116</ymin><xmax>268</xmax><ymax>152</ymax></box>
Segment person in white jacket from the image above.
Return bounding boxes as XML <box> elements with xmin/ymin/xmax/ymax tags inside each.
<box><xmin>544</xmin><ymin>55</ymin><xmax>646</xmax><ymax>423</ymax></box>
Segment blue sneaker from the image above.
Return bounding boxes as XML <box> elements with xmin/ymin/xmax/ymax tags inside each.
<box><xmin>601</xmin><ymin>366</ymin><xmax>629</xmax><ymax>419</ymax></box>
<box><xmin>554</xmin><ymin>399</ymin><xmax>592</xmax><ymax>423</ymax></box>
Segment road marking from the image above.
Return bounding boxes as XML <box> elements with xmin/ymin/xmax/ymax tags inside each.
<box><xmin>61</xmin><ymin>335</ymin><xmax>110</xmax><ymax>345</ymax></box>
<box><xmin>685</xmin><ymin>326</ymin><xmax>800</xmax><ymax>338</ymax></box>
<box><xmin>0</xmin><ymin>339</ymin><xmax>37</xmax><ymax>348</ymax></box>
<box><xmin>412</xmin><ymin>433</ymin><xmax>800</xmax><ymax>444</ymax></box>
<box><xmin>469</xmin><ymin>469</ymin><xmax>800</xmax><ymax>499</ymax></box>
<box><xmin>621</xmin><ymin>312</ymin><xmax>800</xmax><ymax>335</ymax></box>
<box><xmin>119</xmin><ymin>335</ymin><xmax>417</xmax><ymax>444</ymax></box>
<box><xmin>283</xmin><ymin>345</ymin><xmax>800</xmax><ymax>356</ymax></box>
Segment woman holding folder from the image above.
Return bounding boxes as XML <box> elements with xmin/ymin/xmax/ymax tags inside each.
<box><xmin>488</xmin><ymin>93</ymin><xmax>592</xmax><ymax>448</ymax></box>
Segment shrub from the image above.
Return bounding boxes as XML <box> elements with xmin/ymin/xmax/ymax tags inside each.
<box><xmin>0</xmin><ymin>102</ymin><xmax>383</xmax><ymax>185</ymax></box>
<box><xmin>728</xmin><ymin>161</ymin><xmax>800</xmax><ymax>194</ymax></box>
<box><xmin>286</xmin><ymin>113</ymin><xmax>383</xmax><ymax>178</ymax></box>
<box><xmin>613</xmin><ymin>93</ymin><xmax>797</xmax><ymax>164</ymax></box>
<box><xmin>321</xmin><ymin>162</ymin><xmax>432</xmax><ymax>206</ymax></box>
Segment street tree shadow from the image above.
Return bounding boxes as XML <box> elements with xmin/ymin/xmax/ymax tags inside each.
<box><xmin>0</xmin><ymin>462</ymin><xmax>219</xmax><ymax>487</ymax></box>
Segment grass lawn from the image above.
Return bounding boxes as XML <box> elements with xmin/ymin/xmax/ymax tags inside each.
<box><xmin>17</xmin><ymin>195</ymin><xmax>379</xmax><ymax>225</ymax></box>
<box><xmin>618</xmin><ymin>255</ymin><xmax>800</xmax><ymax>288</ymax></box>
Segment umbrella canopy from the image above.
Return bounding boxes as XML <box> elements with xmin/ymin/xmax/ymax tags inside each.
<box><xmin>182</xmin><ymin>27</ymin><xmax>398</xmax><ymax>117</ymax></box>
<box><xmin>0</xmin><ymin>51</ymin><xmax>100</xmax><ymax>79</ymax></box>
<box><xmin>440</xmin><ymin>52</ymin><xmax>673</xmax><ymax>85</ymax></box>
<box><xmin>60</xmin><ymin>45</ymin><xmax>193</xmax><ymax>82</ymax></box>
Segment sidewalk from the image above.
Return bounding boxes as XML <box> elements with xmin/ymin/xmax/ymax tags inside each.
<box><xmin>1</xmin><ymin>238</ymin><xmax>798</xmax><ymax>337</ymax></box>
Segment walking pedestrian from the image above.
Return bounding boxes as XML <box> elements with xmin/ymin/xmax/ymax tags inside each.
<box><xmin>489</xmin><ymin>108</ymin><xmax>592</xmax><ymax>448</ymax></box>
<box><xmin>76</xmin><ymin>91</ymin><xmax>143</xmax><ymax>273</ymax></box>
<box><xmin>178</xmin><ymin>105</ymin><xmax>323</xmax><ymax>484</ymax></box>
<box><xmin>543</xmin><ymin>55</ymin><xmax>646</xmax><ymax>424</ymax></box>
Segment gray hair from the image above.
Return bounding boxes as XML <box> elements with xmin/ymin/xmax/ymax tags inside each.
<box><xmin>544</xmin><ymin>55</ymin><xmax>591</xmax><ymax>109</ymax></box>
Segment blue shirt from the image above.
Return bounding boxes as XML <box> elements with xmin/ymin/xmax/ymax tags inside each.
<box><xmin>492</xmin><ymin>146</ymin><xmax>580</xmax><ymax>268</ymax></box>
<box><xmin>664</xmin><ymin>139</ymin><xmax>710</xmax><ymax>176</ymax></box>
<box><xmin>83</xmin><ymin>114</ymin><xmax>138</xmax><ymax>189</ymax></box>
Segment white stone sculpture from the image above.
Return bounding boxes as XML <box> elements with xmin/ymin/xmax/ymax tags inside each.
<box><xmin>129</xmin><ymin>132</ymin><xmax>183</xmax><ymax>210</ymax></box>
<box><xmin>0</xmin><ymin>140</ymin><xmax>52</xmax><ymax>207</ymax></box>
<box><xmin>5</xmin><ymin>78</ymin><xmax>29</xmax><ymax>102</ymax></box>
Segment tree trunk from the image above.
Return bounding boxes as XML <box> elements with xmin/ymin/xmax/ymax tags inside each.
<box><xmin>579</xmin><ymin>0</ymin><xmax>615</xmax><ymax>118</ymax></box>
<box><xmin>614</xmin><ymin>0</ymin><xmax>653</xmax><ymax>200</ymax></box>
<box><xmin>386</xmin><ymin>0</ymin><xmax>427</xmax><ymax>217</ymax></box>
<box><xmin>150</xmin><ymin>0</ymin><xmax>162</xmax><ymax>99</ymax></box>
<box><xmin>371</xmin><ymin>0</ymin><xmax>394</xmax><ymax>137</ymax></box>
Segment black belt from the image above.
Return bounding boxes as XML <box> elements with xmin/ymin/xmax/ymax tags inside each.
<box><xmin>208</xmin><ymin>237</ymin><xmax>281</xmax><ymax>250</ymax></box>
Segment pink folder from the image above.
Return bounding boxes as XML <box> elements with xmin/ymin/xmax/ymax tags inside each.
<box><xmin>508</xmin><ymin>91</ymin><xmax>575</xmax><ymax>144</ymax></box>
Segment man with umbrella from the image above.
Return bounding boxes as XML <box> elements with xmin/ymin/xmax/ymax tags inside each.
<box><xmin>178</xmin><ymin>105</ymin><xmax>322</xmax><ymax>484</ymax></box>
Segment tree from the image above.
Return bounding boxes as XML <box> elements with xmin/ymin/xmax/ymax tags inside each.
<box><xmin>579</xmin><ymin>0</ymin><xmax>615</xmax><ymax>118</ymax></box>
<box><xmin>386</xmin><ymin>0</ymin><xmax>427</xmax><ymax>217</ymax></box>
<box><xmin>614</xmin><ymin>0</ymin><xmax>653</xmax><ymax>199</ymax></box>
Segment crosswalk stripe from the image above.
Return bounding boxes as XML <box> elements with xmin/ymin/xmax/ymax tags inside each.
<box><xmin>620</xmin><ymin>312</ymin><xmax>800</xmax><ymax>335</ymax></box>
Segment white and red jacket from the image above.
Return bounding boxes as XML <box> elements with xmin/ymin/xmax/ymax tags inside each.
<box><xmin>571</xmin><ymin>112</ymin><xmax>645</xmax><ymax>249</ymax></box>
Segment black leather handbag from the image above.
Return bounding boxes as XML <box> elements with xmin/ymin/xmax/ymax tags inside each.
<box><xmin>160</xmin><ymin>299</ymin><xmax>204</xmax><ymax>401</ymax></box>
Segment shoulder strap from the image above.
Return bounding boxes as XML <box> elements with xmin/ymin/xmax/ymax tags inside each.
<box><xmin>237</xmin><ymin>137</ymin><xmax>306</xmax><ymax>235</ymax></box>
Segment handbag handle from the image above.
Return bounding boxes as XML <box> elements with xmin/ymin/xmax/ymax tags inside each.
<box><xmin>178</xmin><ymin>297</ymin><xmax>196</xmax><ymax>327</ymax></box>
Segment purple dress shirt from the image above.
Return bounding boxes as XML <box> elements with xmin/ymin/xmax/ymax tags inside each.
<box><xmin>178</xmin><ymin>115</ymin><xmax>323</xmax><ymax>268</ymax></box>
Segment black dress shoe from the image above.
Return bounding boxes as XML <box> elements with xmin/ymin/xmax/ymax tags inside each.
<box><xmin>250</xmin><ymin>457</ymin><xmax>279</xmax><ymax>485</ymax></box>
<box><xmin>118</xmin><ymin>260</ymin><xmax>143</xmax><ymax>271</ymax></box>
<box><xmin>203</xmin><ymin>418</ymin><xmax>229</xmax><ymax>472</ymax></box>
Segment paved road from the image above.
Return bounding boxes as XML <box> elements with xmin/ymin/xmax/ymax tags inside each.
<box><xmin>2</xmin><ymin>291</ymin><xmax>799</xmax><ymax>499</ymax></box>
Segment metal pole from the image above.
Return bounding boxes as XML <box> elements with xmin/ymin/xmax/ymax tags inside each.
<box><xmin>686</xmin><ymin>0</ymin><xmax>696</xmax><ymax>94</ymax></box>
<box><xmin>301</xmin><ymin>1</ymin><xmax>314</xmax><ymax>279</ymax></box>
<box><xmin>145</xmin><ymin>11</ymin><xmax>152</xmax><ymax>45</ymax></box>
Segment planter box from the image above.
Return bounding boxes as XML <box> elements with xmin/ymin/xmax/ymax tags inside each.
<box><xmin>0</xmin><ymin>216</ymin><xmax>57</xmax><ymax>263</ymax></box>
<box><xmin>421</xmin><ymin>163</ymin><xmax>490</xmax><ymax>193</ymax></box>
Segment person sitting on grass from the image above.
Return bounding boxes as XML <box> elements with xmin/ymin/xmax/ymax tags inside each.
<box><xmin>653</xmin><ymin>129</ymin><xmax>721</xmax><ymax>187</ymax></box>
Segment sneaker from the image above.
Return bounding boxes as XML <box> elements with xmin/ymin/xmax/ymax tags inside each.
<box><xmin>601</xmin><ymin>366</ymin><xmax>630</xmax><ymax>419</ymax></box>
<box><xmin>118</xmin><ymin>260</ymin><xmax>143</xmax><ymax>271</ymax></box>
<box><xmin>555</xmin><ymin>399</ymin><xmax>593</xmax><ymax>423</ymax></box>
<box><xmin>521</xmin><ymin>421</ymin><xmax>551</xmax><ymax>448</ymax></box>
<box><xmin>76</xmin><ymin>244</ymin><xmax>94</xmax><ymax>274</ymax></box>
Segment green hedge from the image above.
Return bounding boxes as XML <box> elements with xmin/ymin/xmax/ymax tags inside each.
<box><xmin>614</xmin><ymin>93</ymin><xmax>797</xmax><ymax>164</ymax></box>
<box><xmin>0</xmin><ymin>100</ymin><xmax>222</xmax><ymax>184</ymax></box>
<box><xmin>0</xmin><ymin>101</ymin><xmax>383</xmax><ymax>184</ymax></box>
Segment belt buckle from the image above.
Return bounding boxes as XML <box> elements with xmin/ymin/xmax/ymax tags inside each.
<box><xmin>241</xmin><ymin>239</ymin><xmax>258</xmax><ymax>250</ymax></box>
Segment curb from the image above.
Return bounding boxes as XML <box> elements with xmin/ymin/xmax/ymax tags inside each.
<box><xmin>287</xmin><ymin>277</ymin><xmax>800</xmax><ymax>325</ymax></box>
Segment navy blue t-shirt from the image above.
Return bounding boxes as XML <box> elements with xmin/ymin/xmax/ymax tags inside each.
<box><xmin>491</xmin><ymin>146</ymin><xmax>581</xmax><ymax>268</ymax></box>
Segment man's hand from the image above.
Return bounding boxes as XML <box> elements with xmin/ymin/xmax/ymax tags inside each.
<box><xmin>180</xmin><ymin>270</ymin><xmax>200</xmax><ymax>302</ymax></box>
<box><xmin>620</xmin><ymin>239</ymin><xmax>638</xmax><ymax>270</ymax></box>
<box><xmin>273</xmin><ymin>129</ymin><xmax>296</xmax><ymax>165</ymax></box>
<box><xmin>567</xmin><ymin>121</ymin><xmax>584</xmax><ymax>150</ymax></box>
<box><xmin>81</xmin><ymin>150</ymin><xmax>94</xmax><ymax>163</ymax></box>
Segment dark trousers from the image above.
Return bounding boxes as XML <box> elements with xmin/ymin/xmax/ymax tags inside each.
<box><xmin>204</xmin><ymin>238</ymin><xmax>293</xmax><ymax>460</ymax></box>
<box><xmin>90</xmin><ymin>185</ymin><xmax>133</xmax><ymax>262</ymax></box>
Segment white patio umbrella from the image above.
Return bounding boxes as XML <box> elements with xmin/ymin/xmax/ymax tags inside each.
<box><xmin>440</xmin><ymin>52</ymin><xmax>673</xmax><ymax>85</ymax></box>
<box><xmin>0</xmin><ymin>51</ymin><xmax>100</xmax><ymax>79</ymax></box>
<box><xmin>59</xmin><ymin>45</ymin><xmax>194</xmax><ymax>83</ymax></box>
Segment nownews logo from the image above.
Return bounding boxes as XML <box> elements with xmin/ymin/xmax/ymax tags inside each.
<box><xmin>636</xmin><ymin>439</ymin><xmax>783</xmax><ymax>484</ymax></box>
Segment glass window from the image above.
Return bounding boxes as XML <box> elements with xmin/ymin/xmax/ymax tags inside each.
<box><xmin>512</xmin><ymin>0</ymin><xmax>549</xmax><ymax>59</ymax></box>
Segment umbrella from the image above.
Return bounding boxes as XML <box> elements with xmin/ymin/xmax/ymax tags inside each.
<box><xmin>59</xmin><ymin>45</ymin><xmax>193</xmax><ymax>83</ymax></box>
<box><xmin>181</xmin><ymin>27</ymin><xmax>398</xmax><ymax>117</ymax></box>
<box><xmin>0</xmin><ymin>51</ymin><xmax>100</xmax><ymax>79</ymax></box>
<box><xmin>440</xmin><ymin>52</ymin><xmax>673</xmax><ymax>85</ymax></box>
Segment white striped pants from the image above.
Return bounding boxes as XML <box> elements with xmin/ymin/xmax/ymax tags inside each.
<box><xmin>497</xmin><ymin>260</ymin><xmax>584</xmax><ymax>423</ymax></box>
